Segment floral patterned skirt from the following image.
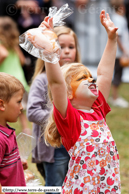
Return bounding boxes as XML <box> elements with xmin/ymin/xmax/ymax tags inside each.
<box><xmin>62</xmin><ymin>141</ymin><xmax>121</xmax><ymax>194</ymax></box>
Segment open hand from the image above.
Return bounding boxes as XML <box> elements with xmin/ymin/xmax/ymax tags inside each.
<box><xmin>100</xmin><ymin>10</ymin><xmax>118</xmax><ymax>40</ymax></box>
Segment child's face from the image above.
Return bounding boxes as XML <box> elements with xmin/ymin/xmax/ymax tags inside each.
<box><xmin>4</xmin><ymin>89</ymin><xmax>23</xmax><ymax>123</ymax></box>
<box><xmin>70</xmin><ymin>70</ymin><xmax>98</xmax><ymax>108</ymax></box>
<box><xmin>58</xmin><ymin>34</ymin><xmax>76</xmax><ymax>66</ymax></box>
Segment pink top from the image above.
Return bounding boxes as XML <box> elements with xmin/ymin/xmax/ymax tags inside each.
<box><xmin>0</xmin><ymin>124</ymin><xmax>27</xmax><ymax>194</ymax></box>
<box><xmin>54</xmin><ymin>91</ymin><xmax>111</xmax><ymax>151</ymax></box>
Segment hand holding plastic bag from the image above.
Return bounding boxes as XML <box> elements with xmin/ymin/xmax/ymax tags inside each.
<box><xmin>24</xmin><ymin>169</ymin><xmax>42</xmax><ymax>186</ymax></box>
<box><xmin>19</xmin><ymin>4</ymin><xmax>73</xmax><ymax>64</ymax></box>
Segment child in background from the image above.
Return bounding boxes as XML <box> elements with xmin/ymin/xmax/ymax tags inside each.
<box><xmin>0</xmin><ymin>17</ymin><xmax>30</xmax><ymax>134</ymax></box>
<box><xmin>43</xmin><ymin>11</ymin><xmax>121</xmax><ymax>193</ymax></box>
<box><xmin>0</xmin><ymin>73</ymin><xmax>27</xmax><ymax>194</ymax></box>
<box><xmin>27</xmin><ymin>26</ymin><xmax>81</xmax><ymax>193</ymax></box>
<box><xmin>109</xmin><ymin>0</ymin><xmax>129</xmax><ymax>108</ymax></box>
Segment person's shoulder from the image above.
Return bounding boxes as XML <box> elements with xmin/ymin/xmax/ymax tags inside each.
<box><xmin>0</xmin><ymin>128</ymin><xmax>7</xmax><ymax>145</ymax></box>
<box><xmin>35</xmin><ymin>73</ymin><xmax>47</xmax><ymax>83</ymax></box>
<box><xmin>0</xmin><ymin>130</ymin><xmax>4</xmax><ymax>140</ymax></box>
<box><xmin>31</xmin><ymin>73</ymin><xmax>47</xmax><ymax>88</ymax></box>
<box><xmin>0</xmin><ymin>132</ymin><xmax>6</xmax><ymax>155</ymax></box>
<box><xmin>66</xmin><ymin>99</ymin><xmax>81</xmax><ymax>119</ymax></box>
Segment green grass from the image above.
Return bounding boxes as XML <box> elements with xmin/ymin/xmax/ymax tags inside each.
<box><xmin>107</xmin><ymin>83</ymin><xmax>129</xmax><ymax>194</ymax></box>
<box><xmin>9</xmin><ymin>83</ymin><xmax>129</xmax><ymax>194</ymax></box>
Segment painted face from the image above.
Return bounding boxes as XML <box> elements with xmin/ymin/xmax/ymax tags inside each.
<box><xmin>70</xmin><ymin>69</ymin><xmax>93</xmax><ymax>97</ymax></box>
<box><xmin>70</xmin><ymin>68</ymin><xmax>98</xmax><ymax>107</ymax></box>
<box><xmin>58</xmin><ymin>34</ymin><xmax>76</xmax><ymax>66</ymax></box>
<box><xmin>73</xmin><ymin>79</ymin><xmax>98</xmax><ymax>108</ymax></box>
<box><xmin>4</xmin><ymin>89</ymin><xmax>23</xmax><ymax>123</ymax></box>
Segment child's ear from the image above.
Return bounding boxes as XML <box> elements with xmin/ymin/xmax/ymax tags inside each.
<box><xmin>0</xmin><ymin>99</ymin><xmax>5</xmax><ymax>111</ymax></box>
<box><xmin>68</xmin><ymin>94</ymin><xmax>73</xmax><ymax>100</ymax></box>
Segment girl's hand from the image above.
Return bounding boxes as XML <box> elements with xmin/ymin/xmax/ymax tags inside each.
<box><xmin>39</xmin><ymin>16</ymin><xmax>54</xmax><ymax>31</ymax></box>
<box><xmin>100</xmin><ymin>10</ymin><xmax>118</xmax><ymax>40</ymax></box>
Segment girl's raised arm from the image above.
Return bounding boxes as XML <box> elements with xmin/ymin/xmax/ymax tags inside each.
<box><xmin>45</xmin><ymin>61</ymin><xmax>68</xmax><ymax>118</ymax></box>
<box><xmin>44</xmin><ymin>17</ymin><xmax>68</xmax><ymax>118</ymax></box>
<box><xmin>96</xmin><ymin>10</ymin><xmax>118</xmax><ymax>101</ymax></box>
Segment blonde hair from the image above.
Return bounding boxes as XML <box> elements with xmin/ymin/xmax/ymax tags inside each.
<box><xmin>0</xmin><ymin>72</ymin><xmax>25</xmax><ymax>102</ymax></box>
<box><xmin>32</xmin><ymin>26</ymin><xmax>81</xmax><ymax>81</ymax></box>
<box><xmin>32</xmin><ymin>59</ymin><xmax>45</xmax><ymax>81</ymax></box>
<box><xmin>0</xmin><ymin>17</ymin><xmax>19</xmax><ymax>50</ymax></box>
<box><xmin>44</xmin><ymin>63</ymin><xmax>92</xmax><ymax>147</ymax></box>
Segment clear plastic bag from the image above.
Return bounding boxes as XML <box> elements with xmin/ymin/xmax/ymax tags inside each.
<box><xmin>17</xmin><ymin>133</ymin><xmax>42</xmax><ymax>186</ymax></box>
<box><xmin>24</xmin><ymin>169</ymin><xmax>42</xmax><ymax>186</ymax></box>
<box><xmin>19</xmin><ymin>4</ymin><xmax>73</xmax><ymax>64</ymax></box>
<box><xmin>16</xmin><ymin>132</ymin><xmax>36</xmax><ymax>161</ymax></box>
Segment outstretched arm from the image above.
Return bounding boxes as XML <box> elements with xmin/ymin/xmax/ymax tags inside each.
<box><xmin>43</xmin><ymin>17</ymin><xmax>68</xmax><ymax>118</ymax></box>
<box><xmin>97</xmin><ymin>10</ymin><xmax>118</xmax><ymax>101</ymax></box>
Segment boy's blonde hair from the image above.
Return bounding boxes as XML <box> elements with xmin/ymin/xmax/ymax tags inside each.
<box><xmin>0</xmin><ymin>72</ymin><xmax>25</xmax><ymax>102</ymax></box>
<box><xmin>0</xmin><ymin>17</ymin><xmax>19</xmax><ymax>50</ymax></box>
<box><xmin>44</xmin><ymin>63</ymin><xmax>92</xmax><ymax>147</ymax></box>
<box><xmin>32</xmin><ymin>26</ymin><xmax>81</xmax><ymax>81</ymax></box>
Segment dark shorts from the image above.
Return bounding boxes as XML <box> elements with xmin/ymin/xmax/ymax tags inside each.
<box><xmin>112</xmin><ymin>58</ymin><xmax>123</xmax><ymax>87</ymax></box>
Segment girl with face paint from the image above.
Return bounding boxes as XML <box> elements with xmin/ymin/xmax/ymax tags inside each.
<box><xmin>27</xmin><ymin>25</ymin><xmax>81</xmax><ymax>193</ymax></box>
<box><xmin>42</xmin><ymin>10</ymin><xmax>121</xmax><ymax>194</ymax></box>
